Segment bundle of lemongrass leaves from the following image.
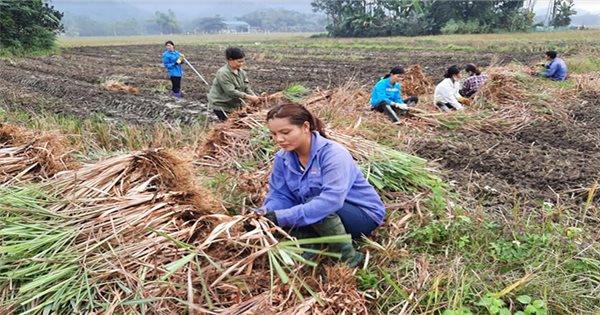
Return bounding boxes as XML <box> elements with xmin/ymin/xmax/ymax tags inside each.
<box><xmin>201</xmin><ymin>113</ymin><xmax>445</xmax><ymax>198</ymax></box>
<box><xmin>0</xmin><ymin>149</ymin><xmax>364</xmax><ymax>314</ymax></box>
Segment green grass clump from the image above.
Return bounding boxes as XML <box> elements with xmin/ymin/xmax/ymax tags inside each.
<box><xmin>0</xmin><ymin>186</ymin><xmax>96</xmax><ymax>314</ymax></box>
<box><xmin>282</xmin><ymin>82</ymin><xmax>311</xmax><ymax>103</ymax></box>
<box><xmin>566</xmin><ymin>56</ymin><xmax>600</xmax><ymax>74</ymax></box>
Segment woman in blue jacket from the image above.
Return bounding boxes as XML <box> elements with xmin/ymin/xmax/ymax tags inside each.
<box><xmin>370</xmin><ymin>66</ymin><xmax>419</xmax><ymax>124</ymax></box>
<box><xmin>162</xmin><ymin>40</ymin><xmax>184</xmax><ymax>98</ymax></box>
<box><xmin>259</xmin><ymin>103</ymin><xmax>386</xmax><ymax>267</ymax></box>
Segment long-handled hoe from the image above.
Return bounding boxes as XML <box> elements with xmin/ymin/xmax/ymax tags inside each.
<box><xmin>184</xmin><ymin>58</ymin><xmax>210</xmax><ymax>86</ymax></box>
<box><xmin>183</xmin><ymin>58</ymin><xmax>212</xmax><ymax>122</ymax></box>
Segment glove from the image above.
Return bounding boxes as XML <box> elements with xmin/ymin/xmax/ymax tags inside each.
<box><xmin>176</xmin><ymin>54</ymin><xmax>185</xmax><ymax>64</ymax></box>
<box><xmin>264</xmin><ymin>212</ymin><xmax>279</xmax><ymax>226</ymax></box>
<box><xmin>458</xmin><ymin>97</ymin><xmax>470</xmax><ymax>105</ymax></box>
<box><xmin>391</xmin><ymin>102</ymin><xmax>408</xmax><ymax>110</ymax></box>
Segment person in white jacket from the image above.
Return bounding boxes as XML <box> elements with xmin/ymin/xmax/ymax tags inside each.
<box><xmin>434</xmin><ymin>66</ymin><xmax>469</xmax><ymax>111</ymax></box>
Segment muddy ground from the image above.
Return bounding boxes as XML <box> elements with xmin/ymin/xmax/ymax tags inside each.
<box><xmin>414</xmin><ymin>91</ymin><xmax>600</xmax><ymax>213</ymax></box>
<box><xmin>0</xmin><ymin>44</ymin><xmax>537</xmax><ymax>123</ymax></box>
<box><xmin>1</xmin><ymin>44</ymin><xmax>594</xmax><ymax>212</ymax></box>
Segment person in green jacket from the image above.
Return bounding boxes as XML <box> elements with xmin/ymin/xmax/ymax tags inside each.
<box><xmin>208</xmin><ymin>47</ymin><xmax>260</xmax><ymax>121</ymax></box>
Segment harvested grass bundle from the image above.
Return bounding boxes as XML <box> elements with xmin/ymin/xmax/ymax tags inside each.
<box><xmin>102</xmin><ymin>75</ymin><xmax>139</xmax><ymax>94</ymax></box>
<box><xmin>48</xmin><ymin>149</ymin><xmax>222</xmax><ymax>215</ymax></box>
<box><xmin>401</xmin><ymin>65</ymin><xmax>434</xmax><ymax>96</ymax></box>
<box><xmin>0</xmin><ymin>184</ymin><xmax>356</xmax><ymax>315</ymax></box>
<box><xmin>475</xmin><ymin>66</ymin><xmax>528</xmax><ymax>107</ymax></box>
<box><xmin>0</xmin><ymin>124</ymin><xmax>75</xmax><ymax>185</ymax></box>
<box><xmin>199</xmin><ymin>103</ymin><xmax>443</xmax><ymax>206</ymax></box>
<box><xmin>572</xmin><ymin>72</ymin><xmax>600</xmax><ymax>92</ymax></box>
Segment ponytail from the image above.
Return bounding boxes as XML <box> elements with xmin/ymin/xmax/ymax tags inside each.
<box><xmin>383</xmin><ymin>66</ymin><xmax>405</xmax><ymax>79</ymax></box>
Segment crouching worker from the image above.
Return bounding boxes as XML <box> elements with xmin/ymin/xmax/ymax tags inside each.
<box><xmin>370</xmin><ymin>66</ymin><xmax>419</xmax><ymax>124</ymax></box>
<box><xmin>535</xmin><ymin>50</ymin><xmax>567</xmax><ymax>81</ymax></box>
<box><xmin>208</xmin><ymin>47</ymin><xmax>261</xmax><ymax>121</ymax></box>
<box><xmin>459</xmin><ymin>64</ymin><xmax>488</xmax><ymax>97</ymax></box>
<box><xmin>434</xmin><ymin>65</ymin><xmax>470</xmax><ymax>111</ymax></box>
<box><xmin>257</xmin><ymin>103</ymin><xmax>385</xmax><ymax>268</ymax></box>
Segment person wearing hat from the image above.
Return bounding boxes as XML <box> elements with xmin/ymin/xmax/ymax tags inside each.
<box><xmin>208</xmin><ymin>47</ymin><xmax>260</xmax><ymax>121</ymax></box>
<box><xmin>162</xmin><ymin>40</ymin><xmax>185</xmax><ymax>98</ymax></box>
<box><xmin>434</xmin><ymin>65</ymin><xmax>470</xmax><ymax>111</ymax></box>
<box><xmin>369</xmin><ymin>66</ymin><xmax>419</xmax><ymax>124</ymax></box>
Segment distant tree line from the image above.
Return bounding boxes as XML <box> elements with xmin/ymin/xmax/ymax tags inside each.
<box><xmin>310</xmin><ymin>0</ymin><xmax>555</xmax><ymax>37</ymax></box>
<box><xmin>62</xmin><ymin>8</ymin><xmax>325</xmax><ymax>37</ymax></box>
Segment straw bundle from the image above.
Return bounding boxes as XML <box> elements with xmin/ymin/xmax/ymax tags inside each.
<box><xmin>102</xmin><ymin>76</ymin><xmax>139</xmax><ymax>94</ymax></box>
<box><xmin>401</xmin><ymin>65</ymin><xmax>434</xmax><ymax>96</ymax></box>
<box><xmin>0</xmin><ymin>124</ymin><xmax>75</xmax><ymax>185</ymax></box>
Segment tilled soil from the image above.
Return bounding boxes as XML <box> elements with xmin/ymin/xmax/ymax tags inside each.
<box><xmin>0</xmin><ymin>44</ymin><xmax>538</xmax><ymax>124</ymax></box>
<box><xmin>414</xmin><ymin>91</ymin><xmax>600</xmax><ymax>210</ymax></box>
<box><xmin>1</xmin><ymin>43</ymin><xmax>592</xmax><ymax>213</ymax></box>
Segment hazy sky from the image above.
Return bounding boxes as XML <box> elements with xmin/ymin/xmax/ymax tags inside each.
<box><xmin>52</xmin><ymin>0</ymin><xmax>600</xmax><ymax>21</ymax></box>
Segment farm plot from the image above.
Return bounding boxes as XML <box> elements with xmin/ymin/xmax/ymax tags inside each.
<box><xmin>1</xmin><ymin>35</ymin><xmax>599</xmax><ymax>314</ymax></box>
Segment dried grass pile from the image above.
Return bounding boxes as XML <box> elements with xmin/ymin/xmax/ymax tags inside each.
<box><xmin>408</xmin><ymin>65</ymin><xmax>543</xmax><ymax>135</ymax></box>
<box><xmin>401</xmin><ymin>65</ymin><xmax>434</xmax><ymax>96</ymax></box>
<box><xmin>199</xmin><ymin>86</ymin><xmax>443</xmax><ymax>206</ymax></box>
<box><xmin>102</xmin><ymin>76</ymin><xmax>139</xmax><ymax>94</ymax></box>
<box><xmin>572</xmin><ymin>72</ymin><xmax>600</xmax><ymax>92</ymax></box>
<box><xmin>0</xmin><ymin>123</ymin><xmax>75</xmax><ymax>184</ymax></box>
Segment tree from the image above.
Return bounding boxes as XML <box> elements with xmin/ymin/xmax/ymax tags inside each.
<box><xmin>192</xmin><ymin>16</ymin><xmax>225</xmax><ymax>33</ymax></box>
<box><xmin>0</xmin><ymin>0</ymin><xmax>63</xmax><ymax>52</ymax></box>
<box><xmin>551</xmin><ymin>0</ymin><xmax>576</xmax><ymax>28</ymax></box>
<box><xmin>311</xmin><ymin>0</ymin><xmax>533</xmax><ymax>37</ymax></box>
<box><xmin>238</xmin><ymin>9</ymin><xmax>326</xmax><ymax>32</ymax></box>
<box><xmin>154</xmin><ymin>9</ymin><xmax>180</xmax><ymax>34</ymax></box>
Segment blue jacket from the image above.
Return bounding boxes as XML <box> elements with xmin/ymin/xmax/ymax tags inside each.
<box><xmin>370</xmin><ymin>77</ymin><xmax>402</xmax><ymax>106</ymax></box>
<box><xmin>263</xmin><ymin>132</ymin><xmax>386</xmax><ymax>228</ymax></box>
<box><xmin>162</xmin><ymin>50</ymin><xmax>183</xmax><ymax>77</ymax></box>
<box><xmin>542</xmin><ymin>58</ymin><xmax>567</xmax><ymax>81</ymax></box>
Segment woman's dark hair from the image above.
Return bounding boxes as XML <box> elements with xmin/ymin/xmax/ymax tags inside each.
<box><xmin>465</xmin><ymin>64</ymin><xmax>481</xmax><ymax>75</ymax></box>
<box><xmin>225</xmin><ymin>47</ymin><xmax>245</xmax><ymax>60</ymax></box>
<box><xmin>165</xmin><ymin>40</ymin><xmax>174</xmax><ymax>46</ymax></box>
<box><xmin>383</xmin><ymin>66</ymin><xmax>405</xmax><ymax>79</ymax></box>
<box><xmin>444</xmin><ymin>65</ymin><xmax>461</xmax><ymax>78</ymax></box>
<box><xmin>545</xmin><ymin>50</ymin><xmax>557</xmax><ymax>59</ymax></box>
<box><xmin>266</xmin><ymin>103</ymin><xmax>327</xmax><ymax>138</ymax></box>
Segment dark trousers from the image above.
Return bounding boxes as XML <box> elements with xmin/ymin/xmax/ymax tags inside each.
<box><xmin>459</xmin><ymin>89</ymin><xmax>475</xmax><ymax>98</ymax></box>
<box><xmin>213</xmin><ymin>110</ymin><xmax>229</xmax><ymax>121</ymax></box>
<box><xmin>372</xmin><ymin>97</ymin><xmax>419</xmax><ymax>122</ymax></box>
<box><xmin>170</xmin><ymin>76</ymin><xmax>181</xmax><ymax>93</ymax></box>
<box><xmin>288</xmin><ymin>201</ymin><xmax>379</xmax><ymax>239</ymax></box>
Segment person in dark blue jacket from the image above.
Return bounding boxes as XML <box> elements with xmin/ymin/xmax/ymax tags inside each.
<box><xmin>162</xmin><ymin>40</ymin><xmax>184</xmax><ymax>98</ymax></box>
<box><xmin>370</xmin><ymin>66</ymin><xmax>419</xmax><ymax>124</ymax></box>
<box><xmin>258</xmin><ymin>103</ymin><xmax>386</xmax><ymax>267</ymax></box>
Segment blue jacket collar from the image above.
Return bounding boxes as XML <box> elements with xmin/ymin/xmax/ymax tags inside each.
<box><xmin>278</xmin><ymin>132</ymin><xmax>329</xmax><ymax>172</ymax></box>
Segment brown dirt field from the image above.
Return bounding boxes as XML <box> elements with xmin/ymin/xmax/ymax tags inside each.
<box><xmin>1</xmin><ymin>43</ymin><xmax>591</xmax><ymax>214</ymax></box>
<box><xmin>413</xmin><ymin>91</ymin><xmax>600</xmax><ymax>211</ymax></box>
<box><xmin>0</xmin><ymin>45</ymin><xmax>538</xmax><ymax>124</ymax></box>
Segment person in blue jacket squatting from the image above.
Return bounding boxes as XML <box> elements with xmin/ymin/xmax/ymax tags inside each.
<box><xmin>535</xmin><ymin>50</ymin><xmax>567</xmax><ymax>81</ymax></box>
<box><xmin>257</xmin><ymin>102</ymin><xmax>386</xmax><ymax>268</ymax></box>
<box><xmin>162</xmin><ymin>40</ymin><xmax>185</xmax><ymax>98</ymax></box>
<box><xmin>370</xmin><ymin>66</ymin><xmax>419</xmax><ymax>125</ymax></box>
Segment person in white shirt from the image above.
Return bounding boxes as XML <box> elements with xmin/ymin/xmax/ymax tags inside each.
<box><xmin>434</xmin><ymin>65</ymin><xmax>469</xmax><ymax>111</ymax></box>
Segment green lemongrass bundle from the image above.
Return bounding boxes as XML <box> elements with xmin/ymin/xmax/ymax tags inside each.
<box><xmin>327</xmin><ymin>130</ymin><xmax>443</xmax><ymax>193</ymax></box>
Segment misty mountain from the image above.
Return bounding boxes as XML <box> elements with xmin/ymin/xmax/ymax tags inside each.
<box><xmin>52</xmin><ymin>0</ymin><xmax>315</xmax><ymax>22</ymax></box>
<box><xmin>52</xmin><ymin>0</ymin><xmax>147</xmax><ymax>21</ymax></box>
